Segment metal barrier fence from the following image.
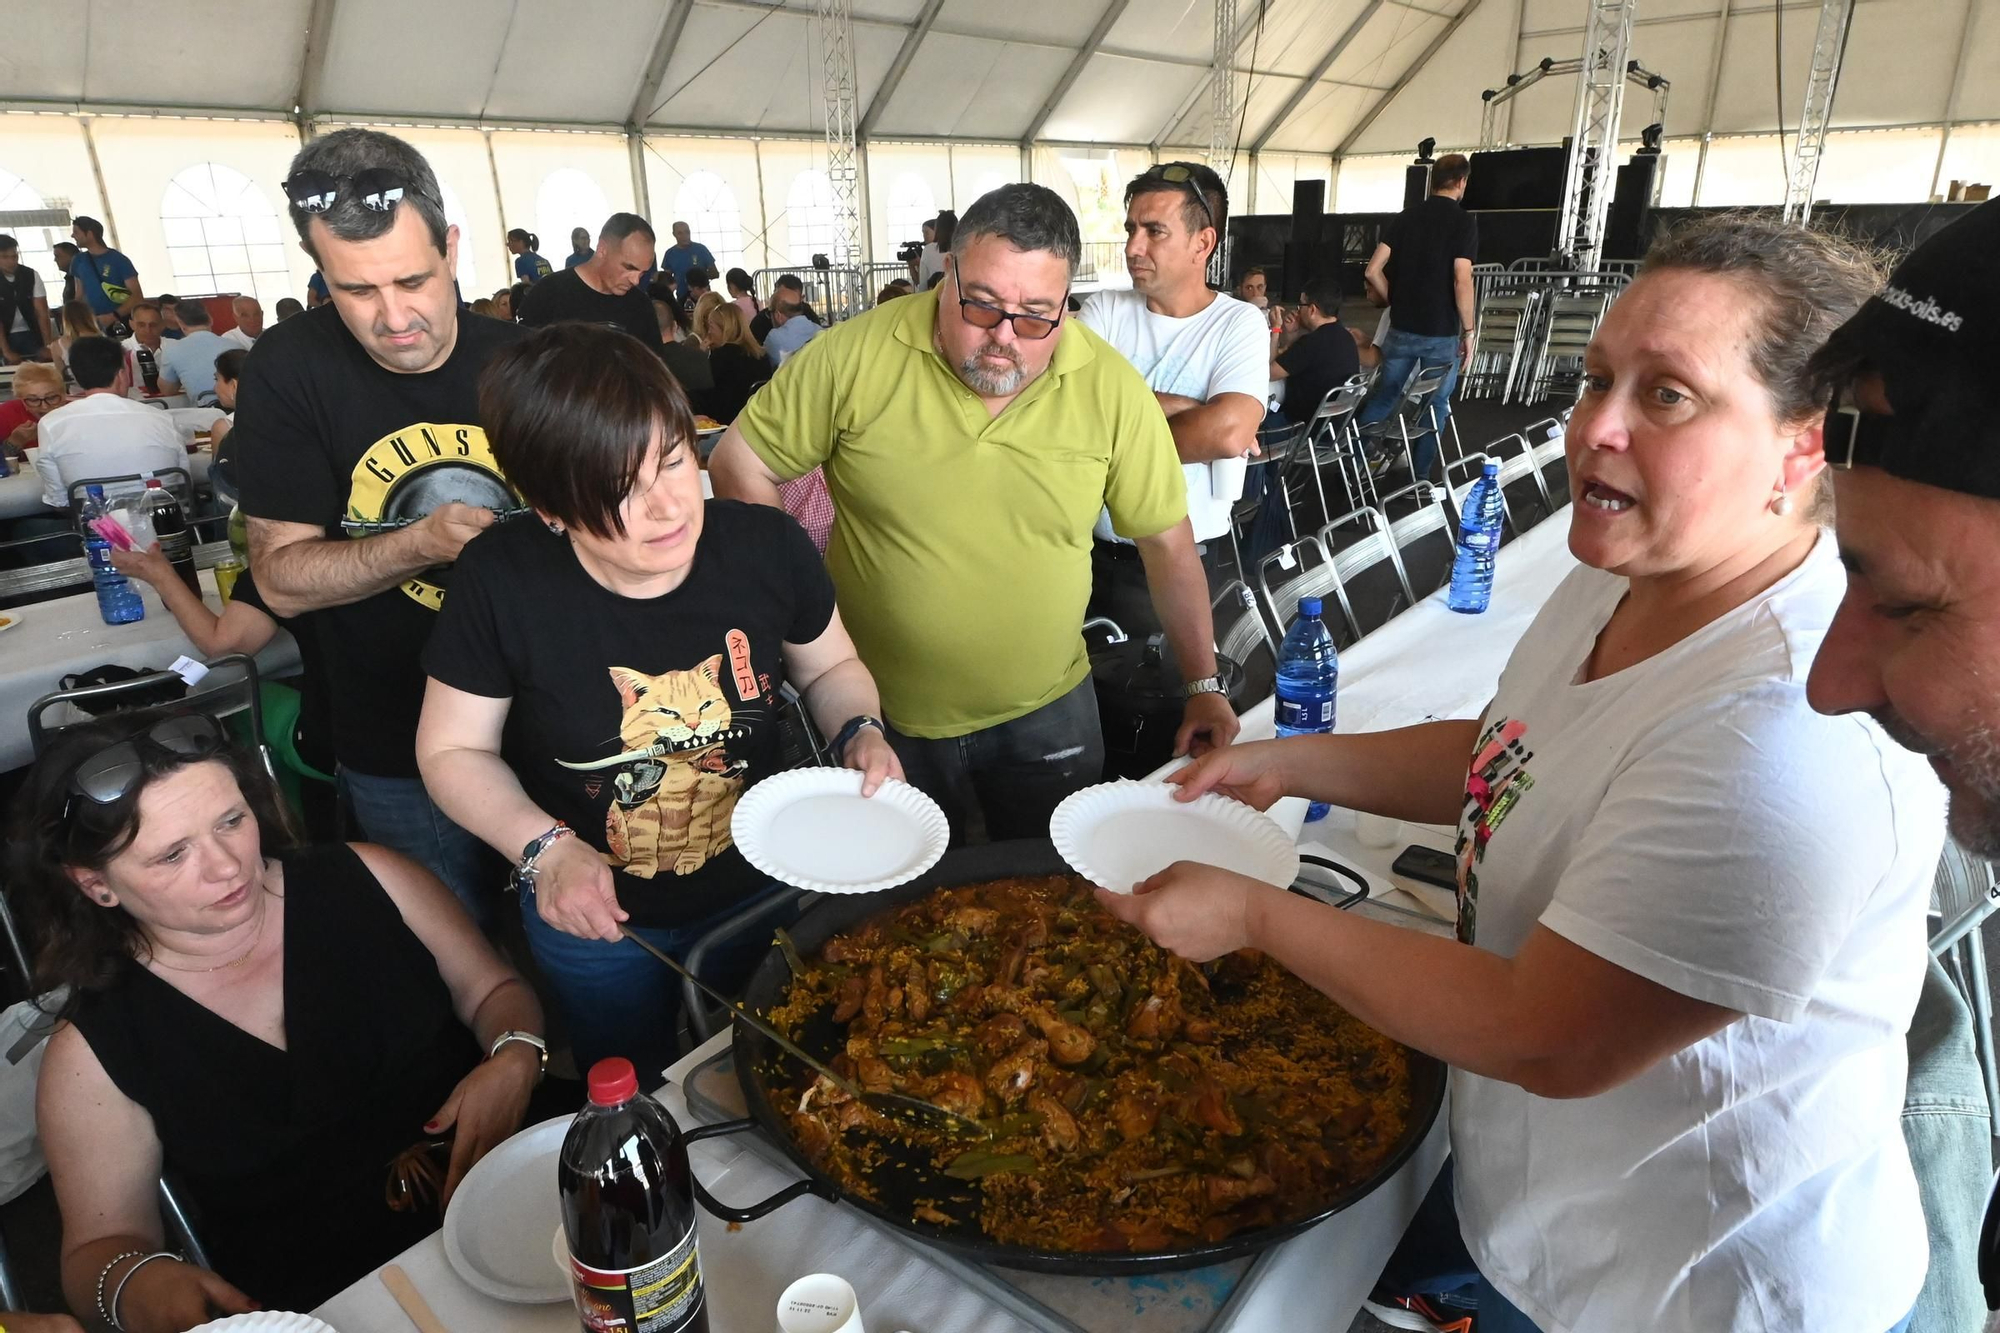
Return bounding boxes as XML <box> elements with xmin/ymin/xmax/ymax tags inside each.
<box><xmin>751</xmin><ymin>266</ymin><xmax>867</xmax><ymax>324</ymax></box>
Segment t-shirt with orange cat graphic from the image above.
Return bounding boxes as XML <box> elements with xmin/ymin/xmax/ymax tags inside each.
<box><xmin>424</xmin><ymin>500</ymin><xmax>836</xmax><ymax>926</ymax></box>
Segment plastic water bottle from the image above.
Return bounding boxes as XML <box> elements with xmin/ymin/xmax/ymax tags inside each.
<box><xmin>1274</xmin><ymin>595</ymin><xmax>1339</xmax><ymax>823</ymax></box>
<box><xmin>1447</xmin><ymin>461</ymin><xmax>1505</xmax><ymax>614</ymax></box>
<box><xmin>81</xmin><ymin>484</ymin><xmax>144</xmax><ymax>625</ymax></box>
<box><xmin>142</xmin><ymin>478</ymin><xmax>200</xmax><ymax>596</ymax></box>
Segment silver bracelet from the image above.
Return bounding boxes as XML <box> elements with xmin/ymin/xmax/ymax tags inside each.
<box><xmin>96</xmin><ymin>1250</ymin><xmax>147</xmax><ymax>1327</ymax></box>
<box><xmin>110</xmin><ymin>1251</ymin><xmax>183</xmax><ymax>1330</ymax></box>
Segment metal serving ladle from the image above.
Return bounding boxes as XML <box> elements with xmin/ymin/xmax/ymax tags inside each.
<box><xmin>620</xmin><ymin>927</ymin><xmax>990</xmax><ymax>1140</ymax></box>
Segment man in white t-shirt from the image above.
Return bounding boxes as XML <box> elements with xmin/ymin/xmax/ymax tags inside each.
<box><xmin>34</xmin><ymin>336</ymin><xmax>187</xmax><ymax>509</ymax></box>
<box><xmin>222</xmin><ymin>295</ymin><xmax>264</xmax><ymax>350</ymax></box>
<box><xmin>1080</xmin><ymin>161</ymin><xmax>1268</xmax><ymax>636</ymax></box>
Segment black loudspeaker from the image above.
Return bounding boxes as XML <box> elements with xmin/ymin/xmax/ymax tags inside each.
<box><xmin>1604</xmin><ymin>153</ymin><xmax>1663</xmax><ymax>261</ymax></box>
<box><xmin>1404</xmin><ymin>162</ymin><xmax>1432</xmax><ymax>211</ymax></box>
<box><xmin>1284</xmin><ymin>179</ymin><xmax>1326</xmax><ymax>303</ymax></box>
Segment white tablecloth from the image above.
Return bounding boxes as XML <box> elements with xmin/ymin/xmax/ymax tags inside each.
<box><xmin>0</xmin><ymin>448</ymin><xmax>214</xmax><ymax>519</ymax></box>
<box><xmin>313</xmin><ymin>515</ymin><xmax>1582</xmax><ymax>1333</ymax></box>
<box><xmin>0</xmin><ymin>566</ymin><xmax>299</xmax><ymax>772</ymax></box>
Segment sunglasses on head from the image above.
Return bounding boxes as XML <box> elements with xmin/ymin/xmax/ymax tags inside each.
<box><xmin>67</xmin><ymin>713</ymin><xmax>228</xmax><ymax>809</ymax></box>
<box><xmin>283</xmin><ymin>167</ymin><xmax>412</xmax><ymax>215</ymax></box>
<box><xmin>1144</xmin><ymin>162</ymin><xmax>1218</xmax><ymax>235</ymax></box>
<box><xmin>952</xmin><ymin>269</ymin><xmax>1066</xmax><ymax>341</ymax></box>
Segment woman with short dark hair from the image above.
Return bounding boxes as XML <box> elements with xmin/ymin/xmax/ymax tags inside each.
<box><xmin>1109</xmin><ymin>216</ymin><xmax>1942</xmax><ymax>1332</ymax></box>
<box><xmin>417</xmin><ymin>323</ymin><xmax>899</xmax><ymax>1076</ymax></box>
<box><xmin>22</xmin><ymin>710</ymin><xmax>543</xmax><ymax>1320</ymax></box>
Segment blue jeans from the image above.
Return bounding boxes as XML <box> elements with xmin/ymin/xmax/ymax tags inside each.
<box><xmin>337</xmin><ymin>768</ymin><xmax>502</xmax><ymax>930</ymax></box>
<box><xmin>1902</xmin><ymin>957</ymin><xmax>1993</xmax><ymax>1332</ymax></box>
<box><xmin>519</xmin><ymin>881</ymin><xmax>799</xmax><ymax>1082</ymax></box>
<box><xmin>1378</xmin><ymin>1160</ymin><xmax>1917</xmax><ymax>1333</ymax></box>
<box><xmin>1358</xmin><ymin>327</ymin><xmax>1462</xmax><ymax>480</ymax></box>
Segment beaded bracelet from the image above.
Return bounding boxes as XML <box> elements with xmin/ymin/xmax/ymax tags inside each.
<box><xmin>109</xmin><ymin>1251</ymin><xmax>183</xmax><ymax>1330</ymax></box>
<box><xmin>94</xmin><ymin>1250</ymin><xmax>147</xmax><ymax>1327</ymax></box>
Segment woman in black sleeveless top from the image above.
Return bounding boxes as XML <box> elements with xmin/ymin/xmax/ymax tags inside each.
<box><xmin>14</xmin><ymin>711</ymin><xmax>547</xmax><ymax>1325</ymax></box>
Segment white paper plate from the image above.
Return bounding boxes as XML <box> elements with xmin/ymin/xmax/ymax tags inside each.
<box><xmin>732</xmin><ymin>768</ymin><xmax>948</xmax><ymax>894</ymax></box>
<box><xmin>441</xmin><ymin>1112</ymin><xmax>574</xmax><ymax>1304</ymax></box>
<box><xmin>0</xmin><ymin>611</ymin><xmax>19</xmax><ymax>633</ymax></box>
<box><xmin>188</xmin><ymin>1316</ymin><xmax>340</xmax><ymax>1333</ymax></box>
<box><xmin>1051</xmin><ymin>780</ymin><xmax>1301</xmax><ymax>894</ymax></box>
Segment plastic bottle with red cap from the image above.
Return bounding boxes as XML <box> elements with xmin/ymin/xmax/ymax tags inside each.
<box><xmin>559</xmin><ymin>1057</ymin><xmax>710</xmax><ymax>1332</ymax></box>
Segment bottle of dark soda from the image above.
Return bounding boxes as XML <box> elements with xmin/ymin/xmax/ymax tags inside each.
<box><xmin>136</xmin><ymin>344</ymin><xmax>160</xmax><ymax>393</ymax></box>
<box><xmin>560</xmin><ymin>1058</ymin><xmax>709</xmax><ymax>1333</ymax></box>
<box><xmin>142</xmin><ymin>478</ymin><xmax>201</xmax><ymax>596</ymax></box>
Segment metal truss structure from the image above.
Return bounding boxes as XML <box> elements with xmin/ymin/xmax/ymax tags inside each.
<box><xmin>817</xmin><ymin>0</ymin><xmax>864</xmax><ymax>309</ymax></box>
<box><xmin>1784</xmin><ymin>0</ymin><xmax>1856</xmax><ymax>223</ymax></box>
<box><xmin>1552</xmin><ymin>0</ymin><xmax>1638</xmax><ymax>272</ymax></box>
<box><xmin>1480</xmin><ymin>57</ymin><xmax>1669</xmax><ymax>150</ymax></box>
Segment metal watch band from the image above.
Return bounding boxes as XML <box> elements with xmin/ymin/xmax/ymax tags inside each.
<box><xmin>1182</xmin><ymin>675</ymin><xmax>1225</xmax><ymax>698</ymax></box>
<box><xmin>489</xmin><ymin>1030</ymin><xmax>548</xmax><ymax>1084</ymax></box>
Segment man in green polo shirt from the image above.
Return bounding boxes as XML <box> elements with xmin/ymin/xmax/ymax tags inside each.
<box><xmin>711</xmin><ymin>183</ymin><xmax>1238</xmax><ymax>843</ymax></box>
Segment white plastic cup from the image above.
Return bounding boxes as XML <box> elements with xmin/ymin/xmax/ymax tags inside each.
<box><xmin>1354</xmin><ymin>812</ymin><xmax>1402</xmax><ymax>849</ymax></box>
<box><xmin>778</xmin><ymin>1273</ymin><xmax>866</xmax><ymax>1333</ymax></box>
<box><xmin>1210</xmin><ymin>453</ymin><xmax>1249</xmax><ymax>502</ymax></box>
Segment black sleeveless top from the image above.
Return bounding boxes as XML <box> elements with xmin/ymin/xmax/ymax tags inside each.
<box><xmin>69</xmin><ymin>843</ymin><xmax>481</xmax><ymax>1309</ymax></box>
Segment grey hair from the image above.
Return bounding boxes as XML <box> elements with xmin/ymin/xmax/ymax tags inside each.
<box><xmin>952</xmin><ymin>184</ymin><xmax>1081</xmax><ymax>275</ymax></box>
<box><xmin>285</xmin><ymin>128</ymin><xmax>449</xmax><ymax>262</ymax></box>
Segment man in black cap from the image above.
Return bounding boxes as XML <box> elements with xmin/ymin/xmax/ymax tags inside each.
<box><xmin>1805</xmin><ymin>198</ymin><xmax>2000</xmax><ymax>1331</ymax></box>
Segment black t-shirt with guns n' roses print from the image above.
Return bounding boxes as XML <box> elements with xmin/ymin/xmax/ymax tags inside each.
<box><xmin>234</xmin><ymin>306</ymin><xmax>526</xmax><ymax>777</ymax></box>
<box><xmin>423</xmin><ymin>501</ymin><xmax>837</xmax><ymax>928</ymax></box>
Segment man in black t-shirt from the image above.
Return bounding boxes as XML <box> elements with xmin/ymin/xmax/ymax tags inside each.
<box><xmin>237</xmin><ymin>127</ymin><xmax>523</xmax><ymax>924</ymax></box>
<box><xmin>1357</xmin><ymin>153</ymin><xmax>1479</xmax><ymax>479</ymax></box>
<box><xmin>1272</xmin><ymin>276</ymin><xmax>1371</xmax><ymax>427</ymax></box>
<box><xmin>517</xmin><ymin>213</ymin><xmax>662</xmax><ymax>345</ymax></box>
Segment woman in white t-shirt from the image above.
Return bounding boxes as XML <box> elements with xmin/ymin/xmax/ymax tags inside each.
<box><xmin>1101</xmin><ymin>216</ymin><xmax>1943</xmax><ymax>1333</ymax></box>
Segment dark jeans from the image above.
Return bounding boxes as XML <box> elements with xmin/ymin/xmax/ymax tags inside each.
<box><xmin>1086</xmin><ymin>539</ymin><xmax>1230</xmax><ymax>641</ymax></box>
<box><xmin>1379</xmin><ymin>1160</ymin><xmax>1918</xmax><ymax>1333</ymax></box>
<box><xmin>4</xmin><ymin>328</ymin><xmax>45</xmax><ymax>358</ymax></box>
<box><xmin>337</xmin><ymin>767</ymin><xmax>503</xmax><ymax>931</ymax></box>
<box><xmin>520</xmin><ymin>880</ymin><xmax>798</xmax><ymax>1081</ymax></box>
<box><xmin>887</xmin><ymin>678</ymin><xmax>1104</xmax><ymax>846</ymax></box>
<box><xmin>1359</xmin><ymin>327</ymin><xmax>1461</xmax><ymax>481</ymax></box>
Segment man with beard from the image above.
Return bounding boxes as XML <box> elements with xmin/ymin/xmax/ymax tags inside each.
<box><xmin>236</xmin><ymin>127</ymin><xmax>523</xmax><ymax>924</ymax></box>
<box><xmin>1806</xmin><ymin>199</ymin><xmax>2000</xmax><ymax>1332</ymax></box>
<box><xmin>710</xmin><ymin>183</ymin><xmax>1238</xmax><ymax>844</ymax></box>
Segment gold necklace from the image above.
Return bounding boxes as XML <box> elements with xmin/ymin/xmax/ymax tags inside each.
<box><xmin>145</xmin><ymin>893</ymin><xmax>269</xmax><ymax>974</ymax></box>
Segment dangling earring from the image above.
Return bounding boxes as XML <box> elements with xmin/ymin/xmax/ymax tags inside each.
<box><xmin>1769</xmin><ymin>486</ymin><xmax>1791</xmax><ymax>517</ymax></box>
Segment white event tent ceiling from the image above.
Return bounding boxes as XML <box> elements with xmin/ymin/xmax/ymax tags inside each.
<box><xmin>5</xmin><ymin>0</ymin><xmax>1993</xmax><ymax>157</ymax></box>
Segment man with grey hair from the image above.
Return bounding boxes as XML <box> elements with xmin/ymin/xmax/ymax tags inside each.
<box><xmin>222</xmin><ymin>295</ymin><xmax>265</xmax><ymax>350</ymax></box>
<box><xmin>235</xmin><ymin>126</ymin><xmax>523</xmax><ymax>923</ymax></box>
<box><xmin>711</xmin><ymin>182</ymin><xmax>1238</xmax><ymax>844</ymax></box>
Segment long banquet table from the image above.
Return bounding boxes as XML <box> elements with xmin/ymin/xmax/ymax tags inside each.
<box><xmin>0</xmin><ymin>566</ymin><xmax>299</xmax><ymax>772</ymax></box>
<box><xmin>316</xmin><ymin>514</ymin><xmax>1581</xmax><ymax>1333</ymax></box>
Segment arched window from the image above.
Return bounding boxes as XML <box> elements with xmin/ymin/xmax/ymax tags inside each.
<box><xmin>785</xmin><ymin>169</ymin><xmax>838</xmax><ymax>268</ymax></box>
<box><xmin>672</xmin><ymin>171</ymin><xmax>744</xmax><ymax>273</ymax></box>
<box><xmin>0</xmin><ymin>168</ymin><xmax>59</xmax><ymax>289</ymax></box>
<box><xmin>884</xmin><ymin>172</ymin><xmax>937</xmax><ymax>251</ymax></box>
<box><xmin>535</xmin><ymin>169</ymin><xmax>612</xmax><ymax>271</ymax></box>
<box><xmin>962</xmin><ymin>172</ymin><xmax>1013</xmax><ymax>209</ymax></box>
<box><xmin>158</xmin><ymin>163</ymin><xmax>292</xmax><ymax>306</ymax></box>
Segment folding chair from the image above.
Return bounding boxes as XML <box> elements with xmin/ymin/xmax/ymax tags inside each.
<box><xmin>1442</xmin><ymin>452</ymin><xmax>1493</xmax><ymax>533</ymax></box>
<box><xmin>28</xmin><ymin>653</ymin><xmax>274</xmax><ymax>789</ymax></box>
<box><xmin>66</xmin><ymin>465</ymin><xmax>197</xmax><ymax>531</ymax></box>
<box><xmin>1256</xmin><ymin>535</ymin><xmax>1345</xmax><ymax>648</ymax></box>
<box><xmin>1932</xmin><ymin>843</ymin><xmax>2000</xmax><ymax>1136</ymax></box>
<box><xmin>1236</xmin><ymin>417</ymin><xmax>1311</xmax><ymax>565</ymax></box>
<box><xmin>1212</xmin><ymin>579</ymin><xmax>1277</xmax><ymax>704</ymax></box>
<box><xmin>1486</xmin><ymin>434</ymin><xmax>1555</xmax><ymax>540</ymax></box>
<box><xmin>1297</xmin><ymin>376</ymin><xmax>1376</xmax><ymax>523</ymax></box>
<box><xmin>1376</xmin><ymin>482</ymin><xmax>1458</xmax><ymax>601</ymax></box>
<box><xmin>1358</xmin><ymin>362</ymin><xmax>1452</xmax><ymax>486</ymax></box>
<box><xmin>1524</xmin><ymin>416</ymin><xmax>1569</xmax><ymax>509</ymax></box>
<box><xmin>1315</xmin><ymin>508</ymin><xmax>1411</xmax><ymax>636</ymax></box>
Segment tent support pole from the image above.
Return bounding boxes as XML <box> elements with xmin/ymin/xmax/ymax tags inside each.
<box><xmin>77</xmin><ymin>117</ymin><xmax>121</xmax><ymax>250</ymax></box>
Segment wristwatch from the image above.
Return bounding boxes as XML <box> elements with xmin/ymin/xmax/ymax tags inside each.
<box><xmin>489</xmin><ymin>1030</ymin><xmax>548</xmax><ymax>1084</ymax></box>
<box><xmin>831</xmin><ymin>714</ymin><xmax>885</xmax><ymax>761</ymax></box>
<box><xmin>511</xmin><ymin>821</ymin><xmax>573</xmax><ymax>894</ymax></box>
<box><xmin>1182</xmin><ymin>675</ymin><xmax>1226</xmax><ymax>699</ymax></box>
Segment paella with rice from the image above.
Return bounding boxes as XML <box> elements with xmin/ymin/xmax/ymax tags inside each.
<box><xmin>767</xmin><ymin>873</ymin><xmax>1415</xmax><ymax>1254</ymax></box>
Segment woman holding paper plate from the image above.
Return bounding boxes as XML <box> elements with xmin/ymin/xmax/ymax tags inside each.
<box><xmin>1099</xmin><ymin>218</ymin><xmax>1944</xmax><ymax>1333</ymax></box>
<box><xmin>417</xmin><ymin>323</ymin><xmax>901</xmax><ymax>1079</ymax></box>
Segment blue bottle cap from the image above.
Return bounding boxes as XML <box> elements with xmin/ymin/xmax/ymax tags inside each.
<box><xmin>85</xmin><ymin>483</ymin><xmax>107</xmax><ymax>498</ymax></box>
<box><xmin>1481</xmin><ymin>461</ymin><xmax>1499</xmax><ymax>476</ymax></box>
<box><xmin>1299</xmin><ymin>595</ymin><xmax>1322</xmax><ymax>617</ymax></box>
